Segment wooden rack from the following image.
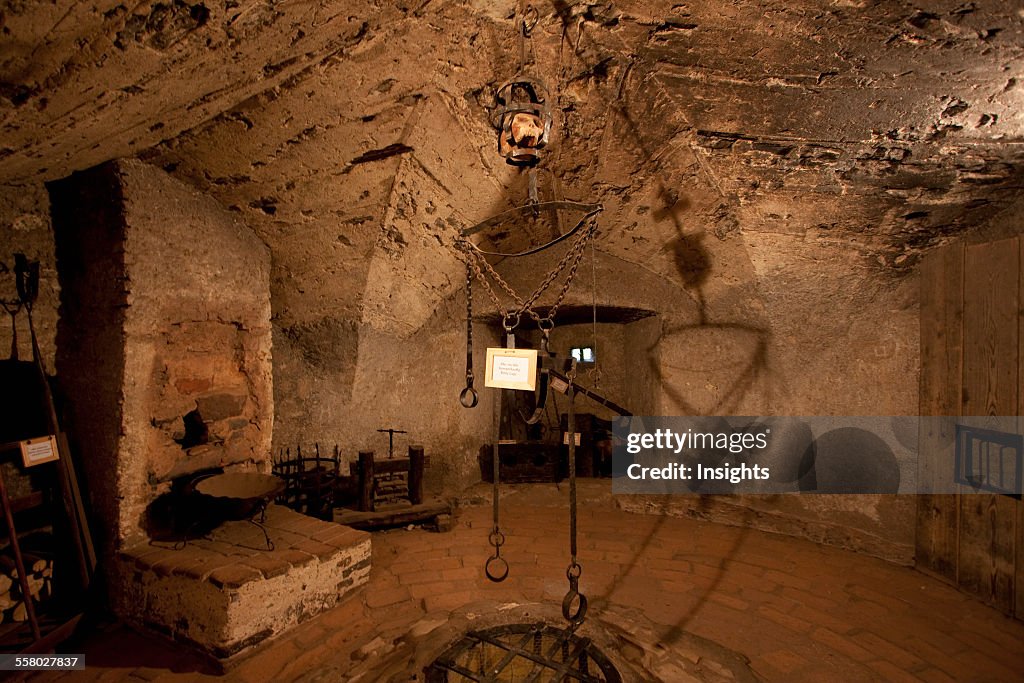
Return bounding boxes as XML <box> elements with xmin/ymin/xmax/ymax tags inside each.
<box><xmin>272</xmin><ymin>445</ymin><xmax>342</xmax><ymax>520</ymax></box>
<box><xmin>0</xmin><ymin>438</ymin><xmax>86</xmax><ymax>652</ymax></box>
<box><xmin>334</xmin><ymin>446</ymin><xmax>451</xmax><ymax>531</ymax></box>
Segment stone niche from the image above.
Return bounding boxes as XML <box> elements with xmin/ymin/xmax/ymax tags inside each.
<box><xmin>50</xmin><ymin>159</ymin><xmax>369</xmax><ymax>658</ymax></box>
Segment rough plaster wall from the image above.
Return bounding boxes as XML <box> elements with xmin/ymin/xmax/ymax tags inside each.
<box><xmin>970</xmin><ymin>192</ymin><xmax>1024</xmax><ymax>245</ymax></box>
<box><xmin>545</xmin><ymin>322</ymin><xmax>630</xmax><ymax>421</ymax></box>
<box><xmin>272</xmin><ymin>302</ymin><xmax>501</xmax><ymax>494</ymax></box>
<box><xmin>623</xmin><ymin>317</ymin><xmax>661</xmax><ymax>417</ymax></box>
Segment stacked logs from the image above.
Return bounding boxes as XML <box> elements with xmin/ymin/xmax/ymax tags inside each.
<box><xmin>0</xmin><ymin>554</ymin><xmax>53</xmax><ymax>623</ymax></box>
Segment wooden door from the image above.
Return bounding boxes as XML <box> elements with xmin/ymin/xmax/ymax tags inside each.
<box><xmin>916</xmin><ymin>236</ymin><xmax>1023</xmax><ymax>619</ymax></box>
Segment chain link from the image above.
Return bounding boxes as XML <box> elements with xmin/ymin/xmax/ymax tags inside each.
<box><xmin>457</xmin><ymin>218</ymin><xmax>596</xmax><ymax>329</ymax></box>
<box><xmin>462</xmin><ymin>247</ymin><xmax>508</xmax><ymax>317</ymax></box>
<box><xmin>460</xmin><ymin>261</ymin><xmax>479</xmax><ymax>408</ymax></box>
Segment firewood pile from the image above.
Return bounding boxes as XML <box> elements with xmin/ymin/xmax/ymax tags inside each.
<box><xmin>0</xmin><ymin>553</ymin><xmax>53</xmax><ymax>623</ymax></box>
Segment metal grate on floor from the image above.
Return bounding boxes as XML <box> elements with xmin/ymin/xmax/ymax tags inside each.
<box><xmin>425</xmin><ymin>622</ymin><xmax>622</xmax><ymax>683</ymax></box>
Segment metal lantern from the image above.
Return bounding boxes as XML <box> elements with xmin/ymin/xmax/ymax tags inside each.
<box><xmin>492</xmin><ymin>78</ymin><xmax>551</xmax><ymax>167</ymax></box>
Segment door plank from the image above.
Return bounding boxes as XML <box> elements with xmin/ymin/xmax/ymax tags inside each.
<box><xmin>916</xmin><ymin>242</ymin><xmax>963</xmax><ymax>583</ymax></box>
<box><xmin>959</xmin><ymin>238</ymin><xmax>1019</xmax><ymax>614</ymax></box>
<box><xmin>1017</xmin><ymin>235</ymin><xmax>1024</xmax><ymax>620</ymax></box>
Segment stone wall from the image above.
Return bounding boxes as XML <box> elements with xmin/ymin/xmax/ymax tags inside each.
<box><xmin>272</xmin><ymin>302</ymin><xmax>501</xmax><ymax>494</ymax></box>
<box><xmin>51</xmin><ymin>160</ymin><xmax>273</xmax><ymax>553</ymax></box>
<box><xmin>0</xmin><ymin>183</ymin><xmax>58</xmax><ymax>500</ymax></box>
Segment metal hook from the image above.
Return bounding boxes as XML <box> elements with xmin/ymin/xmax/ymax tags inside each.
<box><xmin>521</xmin><ymin>4</ymin><xmax>539</xmax><ymax>37</ymax></box>
<box><xmin>460</xmin><ymin>385</ymin><xmax>479</xmax><ymax>408</ymax></box>
<box><xmin>485</xmin><ymin>554</ymin><xmax>510</xmax><ymax>582</ymax></box>
<box><xmin>562</xmin><ymin>562</ymin><xmax>586</xmax><ymax>622</ymax></box>
<box><xmin>486</xmin><ymin>528</ymin><xmax>509</xmax><ymax>581</ymax></box>
<box><xmin>561</xmin><ymin>586</ymin><xmax>588</xmax><ymax>624</ymax></box>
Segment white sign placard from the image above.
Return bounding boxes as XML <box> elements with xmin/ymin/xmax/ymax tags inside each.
<box><xmin>550</xmin><ymin>376</ymin><xmax>570</xmax><ymax>394</ymax></box>
<box><xmin>484</xmin><ymin>347</ymin><xmax>538</xmax><ymax>391</ymax></box>
<box><xmin>20</xmin><ymin>435</ymin><xmax>59</xmax><ymax>468</ymax></box>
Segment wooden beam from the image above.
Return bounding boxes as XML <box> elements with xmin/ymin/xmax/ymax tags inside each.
<box><xmin>334</xmin><ymin>500</ymin><xmax>450</xmax><ymax>531</ymax></box>
<box><xmin>357</xmin><ymin>451</ymin><xmax>375</xmax><ymax>513</ymax></box>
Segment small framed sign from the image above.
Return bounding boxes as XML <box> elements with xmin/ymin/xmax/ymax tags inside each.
<box><xmin>20</xmin><ymin>435</ymin><xmax>59</xmax><ymax>468</ymax></box>
<box><xmin>484</xmin><ymin>347</ymin><xmax>538</xmax><ymax>391</ymax></box>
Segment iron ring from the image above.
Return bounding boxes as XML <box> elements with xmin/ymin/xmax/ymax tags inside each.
<box><xmin>561</xmin><ymin>589</ymin><xmax>588</xmax><ymax>624</ymax></box>
<box><xmin>488</xmin><ymin>530</ymin><xmax>505</xmax><ymax>547</ymax></box>
<box><xmin>502</xmin><ymin>312</ymin><xmax>520</xmax><ymax>332</ymax></box>
<box><xmin>460</xmin><ymin>386</ymin><xmax>479</xmax><ymax>408</ymax></box>
<box><xmin>537</xmin><ymin>317</ymin><xmax>555</xmax><ymax>332</ymax></box>
<box><xmin>566</xmin><ymin>563</ymin><xmax>582</xmax><ymax>580</ymax></box>
<box><xmin>485</xmin><ymin>555</ymin><xmax>509</xmax><ymax>582</ymax></box>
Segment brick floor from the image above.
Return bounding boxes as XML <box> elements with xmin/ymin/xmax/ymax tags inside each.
<box><xmin>24</xmin><ymin>482</ymin><xmax>1024</xmax><ymax>681</ymax></box>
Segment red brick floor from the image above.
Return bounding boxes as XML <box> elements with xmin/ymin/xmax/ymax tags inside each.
<box><xmin>25</xmin><ymin>483</ymin><xmax>1024</xmax><ymax>681</ymax></box>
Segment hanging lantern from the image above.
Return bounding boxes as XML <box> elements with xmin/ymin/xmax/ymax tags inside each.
<box><xmin>492</xmin><ymin>78</ymin><xmax>551</xmax><ymax>167</ymax></box>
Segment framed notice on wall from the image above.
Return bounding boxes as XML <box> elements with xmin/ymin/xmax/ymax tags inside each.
<box><xmin>484</xmin><ymin>348</ymin><xmax>538</xmax><ymax>391</ymax></box>
<box><xmin>20</xmin><ymin>435</ymin><xmax>59</xmax><ymax>468</ymax></box>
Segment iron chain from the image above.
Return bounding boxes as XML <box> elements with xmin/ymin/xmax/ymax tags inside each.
<box><xmin>457</xmin><ymin>218</ymin><xmax>596</xmax><ymax>330</ymax></box>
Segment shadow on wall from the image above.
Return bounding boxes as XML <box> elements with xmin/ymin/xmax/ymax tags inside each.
<box><xmin>643</xmin><ymin>185</ymin><xmax>775</xmax><ymax>416</ymax></box>
<box><xmin>555</xmin><ymin>15</ymin><xmax>777</xmax><ymax>416</ymax></box>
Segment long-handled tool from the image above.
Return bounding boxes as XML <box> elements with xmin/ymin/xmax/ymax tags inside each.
<box><xmin>15</xmin><ymin>255</ymin><xmax>96</xmax><ymax>584</ymax></box>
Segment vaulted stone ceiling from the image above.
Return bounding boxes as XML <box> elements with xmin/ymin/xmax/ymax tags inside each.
<box><xmin>3</xmin><ymin>0</ymin><xmax>1023</xmax><ymax>342</ymax></box>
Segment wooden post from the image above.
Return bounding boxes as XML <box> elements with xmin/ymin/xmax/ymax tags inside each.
<box><xmin>358</xmin><ymin>450</ymin><xmax>375</xmax><ymax>512</ymax></box>
<box><xmin>0</xmin><ymin>467</ymin><xmax>41</xmax><ymax>640</ymax></box>
<box><xmin>409</xmin><ymin>445</ymin><xmax>425</xmax><ymax>505</ymax></box>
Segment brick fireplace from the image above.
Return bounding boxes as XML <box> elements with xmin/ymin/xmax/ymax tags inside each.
<box><xmin>50</xmin><ymin>160</ymin><xmax>369</xmax><ymax>657</ymax></box>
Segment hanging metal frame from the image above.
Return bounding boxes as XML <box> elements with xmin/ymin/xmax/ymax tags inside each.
<box><xmin>461</xmin><ymin>201</ymin><xmax>602</xmax><ymax>257</ymax></box>
<box><xmin>491</xmin><ymin>3</ymin><xmax>551</xmax><ymax>167</ymax></box>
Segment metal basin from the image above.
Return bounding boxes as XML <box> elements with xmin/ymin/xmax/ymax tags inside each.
<box><xmin>192</xmin><ymin>472</ymin><xmax>285</xmax><ymax>520</ymax></box>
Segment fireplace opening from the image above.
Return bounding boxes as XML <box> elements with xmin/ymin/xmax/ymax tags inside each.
<box><xmin>176</xmin><ymin>408</ymin><xmax>209</xmax><ymax>449</ymax></box>
<box><xmin>425</xmin><ymin>622</ymin><xmax>621</xmax><ymax>683</ymax></box>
